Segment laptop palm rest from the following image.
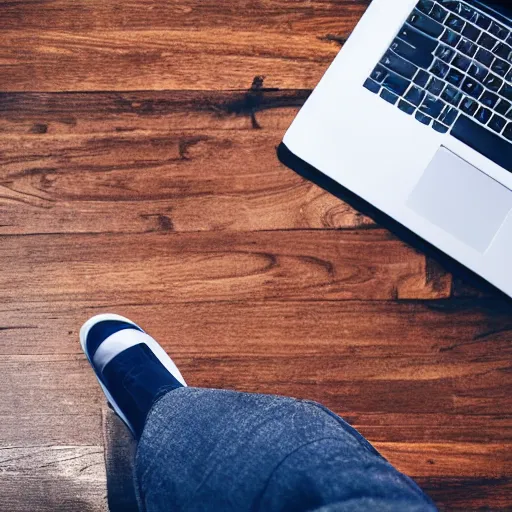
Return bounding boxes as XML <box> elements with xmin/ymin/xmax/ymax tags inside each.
<box><xmin>406</xmin><ymin>147</ymin><xmax>512</xmax><ymax>254</ymax></box>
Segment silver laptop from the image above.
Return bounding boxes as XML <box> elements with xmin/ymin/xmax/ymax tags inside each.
<box><xmin>280</xmin><ymin>0</ymin><xmax>512</xmax><ymax>297</ymax></box>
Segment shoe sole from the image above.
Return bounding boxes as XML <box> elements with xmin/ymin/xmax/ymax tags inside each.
<box><xmin>80</xmin><ymin>313</ymin><xmax>186</xmax><ymax>436</ymax></box>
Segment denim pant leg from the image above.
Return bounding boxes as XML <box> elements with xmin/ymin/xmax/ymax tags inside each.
<box><xmin>134</xmin><ymin>388</ymin><xmax>437</xmax><ymax>512</ymax></box>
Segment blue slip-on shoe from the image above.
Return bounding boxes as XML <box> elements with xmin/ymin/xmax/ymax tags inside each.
<box><xmin>80</xmin><ymin>313</ymin><xmax>186</xmax><ymax>437</ymax></box>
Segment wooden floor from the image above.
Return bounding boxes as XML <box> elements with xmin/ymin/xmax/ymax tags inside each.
<box><xmin>1</xmin><ymin>1</ymin><xmax>512</xmax><ymax>510</ymax></box>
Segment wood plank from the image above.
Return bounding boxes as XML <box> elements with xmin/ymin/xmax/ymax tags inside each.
<box><xmin>0</xmin><ymin>476</ymin><xmax>106</xmax><ymax>512</ymax></box>
<box><xmin>0</xmin><ymin>90</ymin><xmax>310</xmax><ymax>135</ymax></box>
<box><xmin>0</xmin><ymin>445</ymin><xmax>104</xmax><ymax>478</ymax></box>
<box><xmin>0</xmin><ymin>0</ymin><xmax>367</xmax><ymax>32</ymax></box>
<box><xmin>0</xmin><ymin>230</ymin><xmax>451</xmax><ymax>302</ymax></box>
<box><xmin>0</xmin><ymin>414</ymin><xmax>101</xmax><ymax>446</ymax></box>
<box><xmin>345</xmin><ymin>413</ymin><xmax>512</xmax><ymax>443</ymax></box>
<box><xmin>0</xmin><ymin>355</ymin><xmax>101</xmax><ymax>416</ymax></box>
<box><xmin>1</xmin><ymin>299</ymin><xmax>510</xmax><ymax>418</ymax></box>
<box><xmin>0</xmin><ymin>1</ymin><xmax>367</xmax><ymax>92</ymax></box>
<box><xmin>0</xmin><ymin>90</ymin><xmax>376</xmax><ymax>235</ymax></box>
<box><xmin>379</xmin><ymin>442</ymin><xmax>512</xmax><ymax>509</ymax></box>
<box><xmin>0</xmin><ymin>446</ymin><xmax>106</xmax><ymax>512</ymax></box>
<box><xmin>374</xmin><ymin>442</ymin><xmax>512</xmax><ymax>479</ymax></box>
<box><xmin>418</xmin><ymin>476</ymin><xmax>512</xmax><ymax>511</ymax></box>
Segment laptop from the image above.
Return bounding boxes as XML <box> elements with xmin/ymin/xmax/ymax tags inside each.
<box><xmin>278</xmin><ymin>0</ymin><xmax>512</xmax><ymax>298</ymax></box>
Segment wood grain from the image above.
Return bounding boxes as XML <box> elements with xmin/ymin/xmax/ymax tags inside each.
<box><xmin>3</xmin><ymin>298</ymin><xmax>511</xmax><ymax>426</ymax></box>
<box><xmin>0</xmin><ymin>1</ymin><xmax>367</xmax><ymax>92</ymax></box>
<box><xmin>0</xmin><ymin>446</ymin><xmax>106</xmax><ymax>512</ymax></box>
<box><xmin>418</xmin><ymin>477</ymin><xmax>512</xmax><ymax>511</ymax></box>
<box><xmin>0</xmin><ymin>90</ymin><xmax>378</xmax><ymax>235</ymax></box>
<box><xmin>0</xmin><ymin>0</ymin><xmax>367</xmax><ymax>32</ymax></box>
<box><xmin>0</xmin><ymin>230</ymin><xmax>452</xmax><ymax>302</ymax></box>
<box><xmin>0</xmin><ymin>414</ymin><xmax>102</xmax><ymax>446</ymax></box>
<box><xmin>375</xmin><ymin>442</ymin><xmax>512</xmax><ymax>479</ymax></box>
<box><xmin>0</xmin><ymin>355</ymin><xmax>101</xmax><ymax>416</ymax></box>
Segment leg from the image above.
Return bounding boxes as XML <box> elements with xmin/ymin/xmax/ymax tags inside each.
<box><xmin>136</xmin><ymin>388</ymin><xmax>436</xmax><ymax>512</ymax></box>
<box><xmin>80</xmin><ymin>314</ymin><xmax>437</xmax><ymax>512</ymax></box>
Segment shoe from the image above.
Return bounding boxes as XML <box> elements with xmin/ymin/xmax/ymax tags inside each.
<box><xmin>80</xmin><ymin>313</ymin><xmax>186</xmax><ymax>437</ymax></box>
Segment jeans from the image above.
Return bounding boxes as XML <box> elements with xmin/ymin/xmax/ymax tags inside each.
<box><xmin>133</xmin><ymin>387</ymin><xmax>437</xmax><ymax>512</ymax></box>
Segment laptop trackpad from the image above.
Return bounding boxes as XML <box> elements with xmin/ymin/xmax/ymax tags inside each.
<box><xmin>407</xmin><ymin>147</ymin><xmax>512</xmax><ymax>253</ymax></box>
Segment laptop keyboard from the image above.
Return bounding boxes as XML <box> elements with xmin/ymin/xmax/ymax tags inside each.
<box><xmin>363</xmin><ymin>0</ymin><xmax>512</xmax><ymax>172</ymax></box>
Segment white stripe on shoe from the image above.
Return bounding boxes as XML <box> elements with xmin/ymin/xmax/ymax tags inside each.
<box><xmin>92</xmin><ymin>329</ymin><xmax>151</xmax><ymax>372</ymax></box>
<box><xmin>90</xmin><ymin>328</ymin><xmax>187</xmax><ymax>386</ymax></box>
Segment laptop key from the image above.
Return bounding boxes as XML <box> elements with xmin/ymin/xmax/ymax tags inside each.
<box><xmin>435</xmin><ymin>45</ymin><xmax>456</xmax><ymax>63</ymax></box>
<box><xmin>445</xmin><ymin>67</ymin><xmax>464</xmax><ymax>86</ymax></box>
<box><xmin>455</xmin><ymin>2</ymin><xmax>475</xmax><ymax>21</ymax></box>
<box><xmin>461</xmin><ymin>77</ymin><xmax>483</xmax><ymax>99</ymax></box>
<box><xmin>382</xmin><ymin>71</ymin><xmax>410</xmax><ymax>96</ymax></box>
<box><xmin>415</xmin><ymin>111</ymin><xmax>432</xmax><ymax>125</ymax></box>
<box><xmin>441</xmin><ymin>84</ymin><xmax>462</xmax><ymax>106</ymax></box>
<box><xmin>419</xmin><ymin>94</ymin><xmax>445</xmax><ymax>118</ymax></box>
<box><xmin>457</xmin><ymin>38</ymin><xmax>477</xmax><ymax>57</ymax></box>
<box><xmin>440</xmin><ymin>28</ymin><xmax>461</xmax><ymax>47</ymax></box>
<box><xmin>467</xmin><ymin>63</ymin><xmax>488</xmax><ymax>82</ymax></box>
<box><xmin>439</xmin><ymin>105</ymin><xmax>458</xmax><ymax>125</ymax></box>
<box><xmin>446</xmin><ymin>14</ymin><xmax>465</xmax><ymax>33</ymax></box>
<box><xmin>408</xmin><ymin>10</ymin><xmax>444</xmax><ymax>38</ymax></box>
<box><xmin>398</xmin><ymin>100</ymin><xmax>416</xmax><ymax>115</ymax></box>
<box><xmin>479</xmin><ymin>33</ymin><xmax>498</xmax><ymax>51</ymax></box>
<box><xmin>381</xmin><ymin>50</ymin><xmax>418</xmax><ymax>79</ymax></box>
<box><xmin>390</xmin><ymin>38</ymin><xmax>433</xmax><ymax>69</ymax></box>
<box><xmin>432</xmin><ymin>121</ymin><xmax>449</xmax><ymax>133</ymax></box>
<box><xmin>430</xmin><ymin>4</ymin><xmax>448</xmax><ymax>23</ymax></box>
<box><xmin>452</xmin><ymin>54</ymin><xmax>471</xmax><ymax>71</ymax></box>
<box><xmin>426</xmin><ymin>76</ymin><xmax>445</xmax><ymax>96</ymax></box>
<box><xmin>474</xmin><ymin>12</ymin><xmax>491</xmax><ymax>31</ymax></box>
<box><xmin>380</xmin><ymin>88</ymin><xmax>399</xmax><ymax>105</ymax></box>
<box><xmin>489</xmin><ymin>22</ymin><xmax>509</xmax><ymax>42</ymax></box>
<box><xmin>494</xmin><ymin>43</ymin><xmax>512</xmax><ymax>63</ymax></box>
<box><xmin>500</xmin><ymin>84</ymin><xmax>512</xmax><ymax>101</ymax></box>
<box><xmin>417</xmin><ymin>0</ymin><xmax>434</xmax><ymax>14</ymax></box>
<box><xmin>462</xmin><ymin>24</ymin><xmax>481</xmax><ymax>43</ymax></box>
<box><xmin>451</xmin><ymin>114</ymin><xmax>512</xmax><ymax>172</ymax></box>
<box><xmin>413</xmin><ymin>69</ymin><xmax>430</xmax><ymax>87</ymax></box>
<box><xmin>431</xmin><ymin>59</ymin><xmax>450</xmax><ymax>79</ymax></box>
<box><xmin>491</xmin><ymin>58</ymin><xmax>511</xmax><ymax>78</ymax></box>
<box><xmin>405</xmin><ymin>85</ymin><xmax>426</xmax><ymax>106</ymax></box>
<box><xmin>370</xmin><ymin>65</ymin><xmax>388</xmax><ymax>83</ymax></box>
<box><xmin>475</xmin><ymin>106</ymin><xmax>492</xmax><ymax>124</ymax></box>
<box><xmin>460</xmin><ymin>97</ymin><xmax>478</xmax><ymax>115</ymax></box>
<box><xmin>398</xmin><ymin>24</ymin><xmax>438</xmax><ymax>54</ymax></box>
<box><xmin>441</xmin><ymin>1</ymin><xmax>460</xmax><ymax>14</ymax></box>
<box><xmin>468</xmin><ymin>7</ymin><xmax>480</xmax><ymax>24</ymax></box>
<box><xmin>481</xmin><ymin>91</ymin><xmax>499</xmax><ymax>109</ymax></box>
<box><xmin>496</xmin><ymin>99</ymin><xmax>512</xmax><ymax>117</ymax></box>
<box><xmin>363</xmin><ymin>78</ymin><xmax>381</xmax><ymax>94</ymax></box>
<box><xmin>488</xmin><ymin>114</ymin><xmax>507</xmax><ymax>134</ymax></box>
<box><xmin>483</xmin><ymin>74</ymin><xmax>503</xmax><ymax>93</ymax></box>
<box><xmin>474</xmin><ymin>48</ymin><xmax>494</xmax><ymax>68</ymax></box>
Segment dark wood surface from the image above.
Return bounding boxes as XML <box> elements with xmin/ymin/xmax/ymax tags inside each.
<box><xmin>1</xmin><ymin>1</ymin><xmax>511</xmax><ymax>510</ymax></box>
